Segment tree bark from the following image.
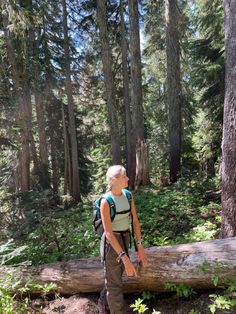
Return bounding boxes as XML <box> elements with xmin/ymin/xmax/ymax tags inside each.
<box><xmin>62</xmin><ymin>0</ymin><xmax>81</xmax><ymax>204</ymax></box>
<box><xmin>62</xmin><ymin>103</ymin><xmax>71</xmax><ymax>196</ymax></box>
<box><xmin>97</xmin><ymin>0</ymin><xmax>122</xmax><ymax>165</ymax></box>
<box><xmin>135</xmin><ymin>139</ymin><xmax>150</xmax><ymax>187</ymax></box>
<box><xmin>3</xmin><ymin>22</ymin><xmax>30</xmax><ymax>191</ymax></box>
<box><xmin>35</xmin><ymin>92</ymin><xmax>50</xmax><ymax>189</ymax></box>
<box><xmin>128</xmin><ymin>0</ymin><xmax>144</xmax><ymax>141</ymax></box>
<box><xmin>128</xmin><ymin>0</ymin><xmax>150</xmax><ymax>188</ymax></box>
<box><xmin>47</xmin><ymin>95</ymin><xmax>61</xmax><ymax>195</ymax></box>
<box><xmin>120</xmin><ymin>0</ymin><xmax>136</xmax><ymax>189</ymax></box>
<box><xmin>221</xmin><ymin>0</ymin><xmax>236</xmax><ymax>237</ymax></box>
<box><xmin>2</xmin><ymin>238</ymin><xmax>236</xmax><ymax>296</ymax></box>
<box><xmin>165</xmin><ymin>0</ymin><xmax>182</xmax><ymax>183</ymax></box>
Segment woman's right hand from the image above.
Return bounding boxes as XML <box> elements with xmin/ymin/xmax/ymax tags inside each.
<box><xmin>121</xmin><ymin>255</ymin><xmax>137</xmax><ymax>277</ymax></box>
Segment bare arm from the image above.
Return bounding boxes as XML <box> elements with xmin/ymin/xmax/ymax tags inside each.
<box><xmin>131</xmin><ymin>197</ymin><xmax>148</xmax><ymax>267</ymax></box>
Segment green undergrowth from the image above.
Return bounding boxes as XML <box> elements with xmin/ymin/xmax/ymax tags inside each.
<box><xmin>135</xmin><ymin>179</ymin><xmax>221</xmax><ymax>247</ymax></box>
<box><xmin>0</xmin><ymin>177</ymin><xmax>221</xmax><ymax>267</ymax></box>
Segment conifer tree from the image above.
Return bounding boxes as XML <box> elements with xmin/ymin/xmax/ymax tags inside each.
<box><xmin>97</xmin><ymin>0</ymin><xmax>122</xmax><ymax>165</ymax></box>
<box><xmin>165</xmin><ymin>0</ymin><xmax>182</xmax><ymax>183</ymax></box>
<box><xmin>128</xmin><ymin>0</ymin><xmax>150</xmax><ymax>187</ymax></box>
<box><xmin>221</xmin><ymin>0</ymin><xmax>236</xmax><ymax>237</ymax></box>
<box><xmin>62</xmin><ymin>0</ymin><xmax>82</xmax><ymax>203</ymax></box>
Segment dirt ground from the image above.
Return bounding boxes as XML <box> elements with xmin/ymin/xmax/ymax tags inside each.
<box><xmin>28</xmin><ymin>289</ymin><xmax>236</xmax><ymax>314</ymax></box>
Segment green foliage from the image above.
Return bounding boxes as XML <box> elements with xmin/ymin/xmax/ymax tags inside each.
<box><xmin>224</xmin><ymin>278</ymin><xmax>236</xmax><ymax>293</ymax></box>
<box><xmin>0</xmin><ymin>196</ymin><xmax>99</xmax><ymax>266</ymax></box>
<box><xmin>130</xmin><ymin>298</ymin><xmax>148</xmax><ymax>313</ymax></box>
<box><xmin>189</xmin><ymin>0</ymin><xmax>224</xmax><ymax>177</ymax></box>
<box><xmin>209</xmin><ymin>294</ymin><xmax>236</xmax><ymax>314</ymax></box>
<box><xmin>184</xmin><ymin>221</ymin><xmax>217</xmax><ymax>242</ymax></box>
<box><xmin>90</xmin><ymin>143</ymin><xmax>112</xmax><ymax>193</ymax></box>
<box><xmin>197</xmin><ymin>261</ymin><xmax>210</xmax><ymax>272</ymax></box>
<box><xmin>0</xmin><ymin>176</ymin><xmax>221</xmax><ymax>269</ymax></box>
<box><xmin>134</xmin><ymin>180</ymin><xmax>220</xmax><ymax>247</ymax></box>
<box><xmin>165</xmin><ymin>283</ymin><xmax>196</xmax><ymax>299</ymax></box>
<box><xmin>142</xmin><ymin>291</ymin><xmax>158</xmax><ymax>301</ymax></box>
<box><xmin>197</xmin><ymin>259</ymin><xmax>229</xmax><ymax>287</ymax></box>
<box><xmin>0</xmin><ymin>274</ymin><xmax>58</xmax><ymax>314</ymax></box>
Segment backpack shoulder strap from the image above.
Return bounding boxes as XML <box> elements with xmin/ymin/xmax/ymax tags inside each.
<box><xmin>122</xmin><ymin>188</ymin><xmax>132</xmax><ymax>208</ymax></box>
<box><xmin>102</xmin><ymin>193</ymin><xmax>116</xmax><ymax>220</ymax></box>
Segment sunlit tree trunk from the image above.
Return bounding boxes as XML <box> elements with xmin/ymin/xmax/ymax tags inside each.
<box><xmin>62</xmin><ymin>0</ymin><xmax>81</xmax><ymax>204</ymax></box>
<box><xmin>221</xmin><ymin>0</ymin><xmax>236</xmax><ymax>237</ymax></box>
<box><xmin>165</xmin><ymin>0</ymin><xmax>182</xmax><ymax>183</ymax></box>
<box><xmin>97</xmin><ymin>0</ymin><xmax>122</xmax><ymax>165</ymax></box>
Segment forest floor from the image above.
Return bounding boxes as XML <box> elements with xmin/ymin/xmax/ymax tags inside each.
<box><xmin>28</xmin><ymin>289</ymin><xmax>236</xmax><ymax>314</ymax></box>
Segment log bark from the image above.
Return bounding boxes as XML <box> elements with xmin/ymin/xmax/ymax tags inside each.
<box><xmin>1</xmin><ymin>238</ymin><xmax>236</xmax><ymax>296</ymax></box>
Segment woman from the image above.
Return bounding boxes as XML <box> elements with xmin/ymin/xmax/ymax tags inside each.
<box><xmin>98</xmin><ymin>165</ymin><xmax>148</xmax><ymax>314</ymax></box>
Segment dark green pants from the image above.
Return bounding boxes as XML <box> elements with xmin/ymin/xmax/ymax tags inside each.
<box><xmin>100</xmin><ymin>231</ymin><xmax>130</xmax><ymax>314</ymax></box>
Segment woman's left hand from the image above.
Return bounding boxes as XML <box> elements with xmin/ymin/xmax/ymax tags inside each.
<box><xmin>137</xmin><ymin>245</ymin><xmax>148</xmax><ymax>267</ymax></box>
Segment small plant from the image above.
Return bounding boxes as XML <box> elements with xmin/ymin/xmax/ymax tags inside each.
<box><xmin>224</xmin><ymin>278</ymin><xmax>236</xmax><ymax>293</ymax></box>
<box><xmin>211</xmin><ymin>274</ymin><xmax>219</xmax><ymax>287</ymax></box>
<box><xmin>130</xmin><ymin>298</ymin><xmax>148</xmax><ymax>313</ymax></box>
<box><xmin>197</xmin><ymin>261</ymin><xmax>210</xmax><ymax>272</ymax></box>
<box><xmin>165</xmin><ymin>282</ymin><xmax>196</xmax><ymax>298</ymax></box>
<box><xmin>198</xmin><ymin>259</ymin><xmax>229</xmax><ymax>288</ymax></box>
<box><xmin>208</xmin><ymin>294</ymin><xmax>236</xmax><ymax>314</ymax></box>
<box><xmin>142</xmin><ymin>291</ymin><xmax>158</xmax><ymax>300</ymax></box>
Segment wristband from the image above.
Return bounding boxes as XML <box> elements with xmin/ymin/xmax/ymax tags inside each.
<box><xmin>137</xmin><ymin>239</ymin><xmax>143</xmax><ymax>246</ymax></box>
<box><xmin>116</xmin><ymin>251</ymin><xmax>126</xmax><ymax>263</ymax></box>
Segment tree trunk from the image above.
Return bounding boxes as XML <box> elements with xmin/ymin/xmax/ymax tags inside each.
<box><xmin>62</xmin><ymin>103</ymin><xmax>71</xmax><ymax>196</ymax></box>
<box><xmin>128</xmin><ymin>0</ymin><xmax>149</xmax><ymax>188</ymax></box>
<box><xmin>23</xmin><ymin>88</ymin><xmax>40</xmax><ymax>184</ymax></box>
<box><xmin>135</xmin><ymin>139</ymin><xmax>150</xmax><ymax>188</ymax></box>
<box><xmin>35</xmin><ymin>92</ymin><xmax>50</xmax><ymax>189</ymax></box>
<box><xmin>97</xmin><ymin>0</ymin><xmax>122</xmax><ymax>165</ymax></box>
<box><xmin>26</xmin><ymin>0</ymin><xmax>50</xmax><ymax>189</ymax></box>
<box><xmin>3</xmin><ymin>24</ymin><xmax>31</xmax><ymax>191</ymax></box>
<box><xmin>120</xmin><ymin>0</ymin><xmax>136</xmax><ymax>189</ymax></box>
<box><xmin>221</xmin><ymin>0</ymin><xmax>236</xmax><ymax>237</ymax></box>
<box><xmin>62</xmin><ymin>0</ymin><xmax>81</xmax><ymax>204</ymax></box>
<box><xmin>165</xmin><ymin>0</ymin><xmax>182</xmax><ymax>183</ymax></box>
<box><xmin>47</xmin><ymin>95</ymin><xmax>61</xmax><ymax>195</ymax></box>
<box><xmin>1</xmin><ymin>238</ymin><xmax>236</xmax><ymax>296</ymax></box>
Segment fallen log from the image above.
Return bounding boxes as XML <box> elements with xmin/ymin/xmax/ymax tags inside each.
<box><xmin>1</xmin><ymin>237</ymin><xmax>236</xmax><ymax>296</ymax></box>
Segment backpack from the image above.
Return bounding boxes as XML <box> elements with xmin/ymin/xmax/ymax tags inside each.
<box><xmin>93</xmin><ymin>189</ymin><xmax>132</xmax><ymax>238</ymax></box>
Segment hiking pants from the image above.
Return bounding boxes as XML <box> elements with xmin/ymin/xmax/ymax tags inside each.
<box><xmin>100</xmin><ymin>231</ymin><xmax>130</xmax><ymax>314</ymax></box>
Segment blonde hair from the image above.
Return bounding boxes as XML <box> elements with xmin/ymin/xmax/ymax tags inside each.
<box><xmin>106</xmin><ymin>165</ymin><xmax>126</xmax><ymax>192</ymax></box>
